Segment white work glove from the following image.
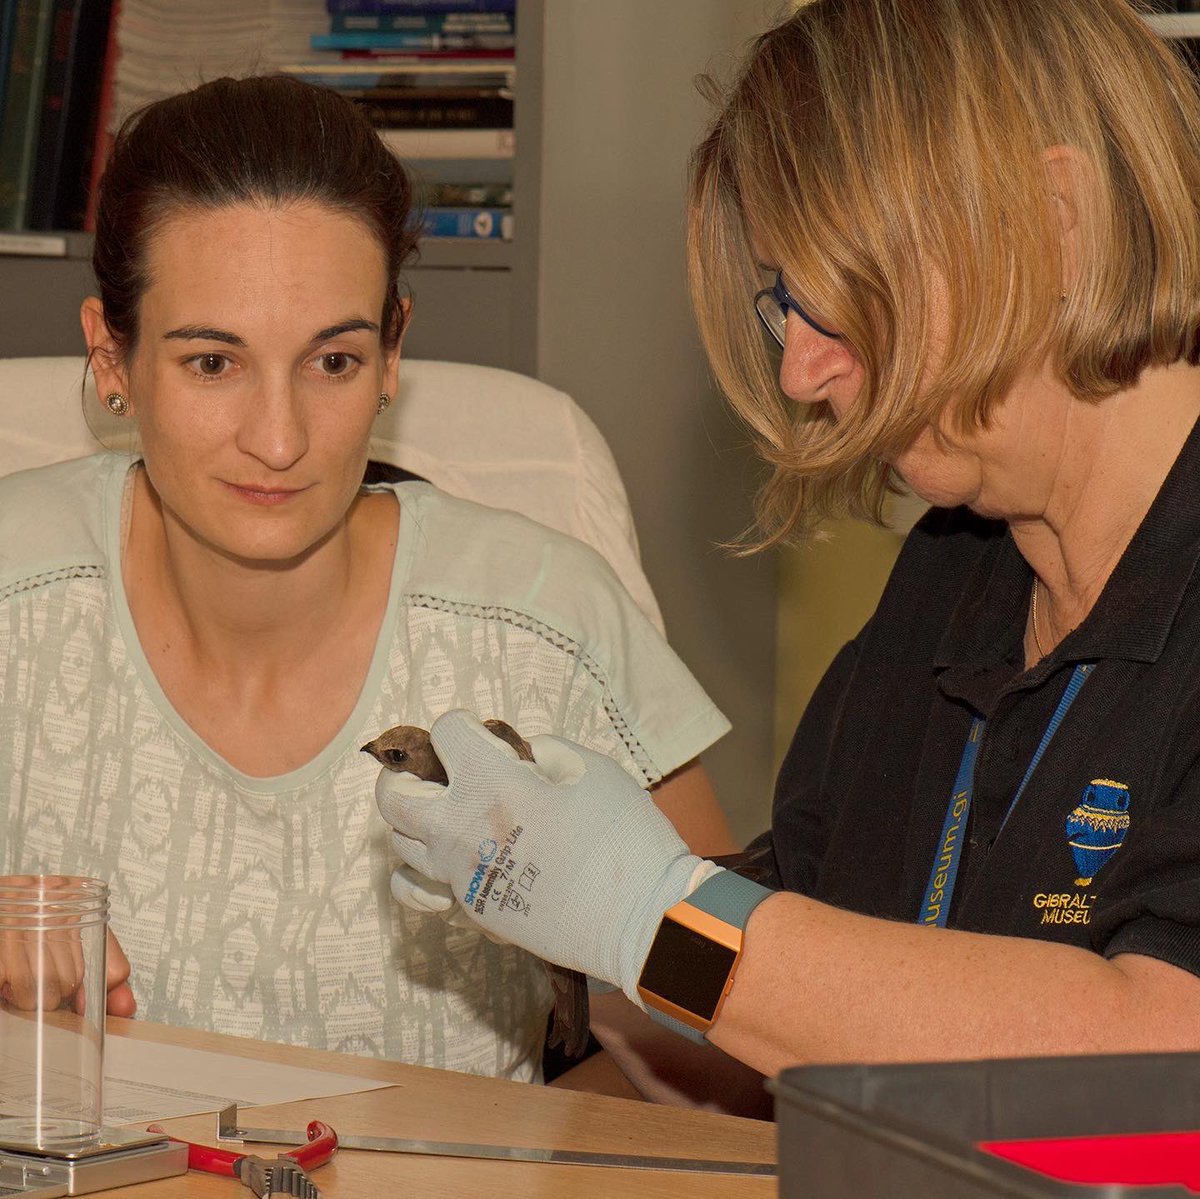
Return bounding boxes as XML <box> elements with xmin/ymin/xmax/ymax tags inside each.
<box><xmin>383</xmin><ymin>776</ymin><xmax>468</xmax><ymax>927</ymax></box>
<box><xmin>375</xmin><ymin>710</ymin><xmax>719</xmax><ymax>1003</ymax></box>
<box><xmin>385</xmin><ymin>780</ymin><xmax>506</xmax><ymax>942</ymax></box>
<box><xmin>389</xmin><ymin>862</ymin><xmax>514</xmax><ymax>945</ymax></box>
<box><xmin>389</xmin><ymin>863</ymin><xmax>469</xmax><ymax>926</ymax></box>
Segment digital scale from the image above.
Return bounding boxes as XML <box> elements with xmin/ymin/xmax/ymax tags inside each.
<box><xmin>0</xmin><ymin>1127</ymin><xmax>187</xmax><ymax>1197</ymax></box>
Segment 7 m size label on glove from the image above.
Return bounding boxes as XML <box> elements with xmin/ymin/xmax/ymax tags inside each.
<box><xmin>466</xmin><ymin>827</ymin><xmax>533</xmax><ymax>916</ymax></box>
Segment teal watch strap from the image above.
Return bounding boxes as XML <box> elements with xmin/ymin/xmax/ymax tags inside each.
<box><xmin>689</xmin><ymin>869</ymin><xmax>773</xmax><ymax>926</ymax></box>
<box><xmin>651</xmin><ymin>1008</ymin><xmax>709</xmax><ymax>1044</ymax></box>
<box><xmin>642</xmin><ymin>868</ymin><xmax>773</xmax><ymax>1042</ymax></box>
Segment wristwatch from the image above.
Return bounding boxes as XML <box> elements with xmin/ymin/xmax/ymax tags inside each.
<box><xmin>636</xmin><ymin>869</ymin><xmax>773</xmax><ymax>1043</ymax></box>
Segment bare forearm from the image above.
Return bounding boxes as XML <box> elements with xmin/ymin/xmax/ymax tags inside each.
<box><xmin>588</xmin><ymin>990</ymin><xmax>772</xmax><ymax>1117</ymax></box>
<box><xmin>546</xmin><ymin>1047</ymin><xmax>643</xmax><ymax>1100</ymax></box>
<box><xmin>649</xmin><ymin>759</ymin><xmax>739</xmax><ymax>856</ymax></box>
<box><xmin>707</xmin><ymin>892</ymin><xmax>1200</xmax><ymax>1076</ymax></box>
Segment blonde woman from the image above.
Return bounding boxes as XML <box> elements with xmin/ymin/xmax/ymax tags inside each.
<box><xmin>379</xmin><ymin>0</ymin><xmax>1200</xmax><ymax>1094</ymax></box>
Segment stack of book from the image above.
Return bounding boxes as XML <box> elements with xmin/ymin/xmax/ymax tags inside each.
<box><xmin>286</xmin><ymin>0</ymin><xmax>517</xmax><ymax>241</ymax></box>
<box><xmin>0</xmin><ymin>0</ymin><xmax>518</xmax><ymax>241</ymax></box>
<box><xmin>72</xmin><ymin>0</ymin><xmax>325</xmax><ymax>231</ymax></box>
<box><xmin>112</xmin><ymin>0</ymin><xmax>320</xmax><ymax>122</ymax></box>
<box><xmin>0</xmin><ymin>0</ymin><xmax>116</xmax><ymax>232</ymax></box>
<box><xmin>5</xmin><ymin>0</ymin><xmax>329</xmax><ymax>235</ymax></box>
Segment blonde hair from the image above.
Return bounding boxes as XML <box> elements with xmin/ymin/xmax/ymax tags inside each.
<box><xmin>689</xmin><ymin>0</ymin><xmax>1200</xmax><ymax>547</ymax></box>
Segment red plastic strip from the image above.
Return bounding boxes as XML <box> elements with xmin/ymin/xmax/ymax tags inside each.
<box><xmin>146</xmin><ymin>1124</ymin><xmax>243</xmax><ymax>1177</ymax></box>
<box><xmin>284</xmin><ymin>1121</ymin><xmax>339</xmax><ymax>1171</ymax></box>
<box><xmin>981</xmin><ymin>1130</ymin><xmax>1200</xmax><ymax>1190</ymax></box>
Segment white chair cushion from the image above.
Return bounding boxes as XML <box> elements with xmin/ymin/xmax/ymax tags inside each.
<box><xmin>0</xmin><ymin>356</ymin><xmax>662</xmax><ymax>629</ymax></box>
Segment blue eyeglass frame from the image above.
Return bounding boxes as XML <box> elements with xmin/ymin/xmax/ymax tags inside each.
<box><xmin>753</xmin><ymin>271</ymin><xmax>840</xmax><ymax>344</ymax></box>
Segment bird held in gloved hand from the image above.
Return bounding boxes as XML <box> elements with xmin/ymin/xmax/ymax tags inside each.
<box><xmin>362</xmin><ymin>719</ymin><xmax>592</xmax><ymax>1058</ymax></box>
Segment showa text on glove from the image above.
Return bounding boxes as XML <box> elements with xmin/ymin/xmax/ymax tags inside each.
<box><xmin>463</xmin><ymin>839</ymin><xmax>498</xmax><ymax>909</ymax></box>
<box><xmin>464</xmin><ymin>826</ymin><xmax>526</xmax><ymax>914</ymax></box>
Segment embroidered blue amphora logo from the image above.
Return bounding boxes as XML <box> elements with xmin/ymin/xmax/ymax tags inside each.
<box><xmin>1064</xmin><ymin>779</ymin><xmax>1130</xmax><ymax>887</ymax></box>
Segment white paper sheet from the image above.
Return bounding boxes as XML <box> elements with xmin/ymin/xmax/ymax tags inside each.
<box><xmin>103</xmin><ymin>1035</ymin><xmax>389</xmax><ymax>1125</ymax></box>
<box><xmin>0</xmin><ymin>1013</ymin><xmax>388</xmax><ymax>1127</ymax></box>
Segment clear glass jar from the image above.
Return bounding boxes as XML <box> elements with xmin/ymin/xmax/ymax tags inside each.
<box><xmin>0</xmin><ymin>876</ymin><xmax>108</xmax><ymax>1150</ymax></box>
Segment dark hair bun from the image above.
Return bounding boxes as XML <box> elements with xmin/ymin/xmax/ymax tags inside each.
<box><xmin>93</xmin><ymin>74</ymin><xmax>416</xmax><ymax>357</ymax></box>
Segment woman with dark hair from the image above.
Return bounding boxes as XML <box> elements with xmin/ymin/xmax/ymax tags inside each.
<box><xmin>0</xmin><ymin>74</ymin><xmax>733</xmax><ymax>1081</ymax></box>
<box><xmin>379</xmin><ymin>0</ymin><xmax>1200</xmax><ymax>1090</ymax></box>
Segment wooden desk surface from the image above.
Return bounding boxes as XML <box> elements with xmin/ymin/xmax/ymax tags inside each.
<box><xmin>111</xmin><ymin>1019</ymin><xmax>777</xmax><ymax>1198</ymax></box>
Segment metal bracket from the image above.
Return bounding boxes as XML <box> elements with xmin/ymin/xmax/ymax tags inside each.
<box><xmin>217</xmin><ymin>1102</ymin><xmax>774</xmax><ymax>1176</ymax></box>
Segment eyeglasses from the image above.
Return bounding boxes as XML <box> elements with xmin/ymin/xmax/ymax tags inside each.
<box><xmin>754</xmin><ymin>271</ymin><xmax>839</xmax><ymax>346</ymax></box>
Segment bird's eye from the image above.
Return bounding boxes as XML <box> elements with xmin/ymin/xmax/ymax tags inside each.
<box><xmin>382</xmin><ymin>748</ymin><xmax>408</xmax><ymax>768</ymax></box>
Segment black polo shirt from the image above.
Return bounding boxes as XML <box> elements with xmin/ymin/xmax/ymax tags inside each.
<box><xmin>756</xmin><ymin>415</ymin><xmax>1200</xmax><ymax>976</ymax></box>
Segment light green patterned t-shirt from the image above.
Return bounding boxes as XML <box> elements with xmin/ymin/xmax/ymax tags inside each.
<box><xmin>0</xmin><ymin>453</ymin><xmax>729</xmax><ymax>1081</ymax></box>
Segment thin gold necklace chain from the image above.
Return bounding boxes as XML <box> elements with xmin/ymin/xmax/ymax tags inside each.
<box><xmin>1030</xmin><ymin>576</ymin><xmax>1048</xmax><ymax>660</ymax></box>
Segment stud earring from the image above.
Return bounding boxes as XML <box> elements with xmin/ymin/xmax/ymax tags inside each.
<box><xmin>377</xmin><ymin>392</ymin><xmax>391</xmax><ymax>414</ymax></box>
<box><xmin>104</xmin><ymin>392</ymin><xmax>129</xmax><ymax>417</ymax></box>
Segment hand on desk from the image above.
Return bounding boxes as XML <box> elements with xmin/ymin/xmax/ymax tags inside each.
<box><xmin>105</xmin><ymin>928</ymin><xmax>136</xmax><ymax>1016</ymax></box>
<box><xmin>0</xmin><ymin>908</ymin><xmax>134</xmax><ymax>1015</ymax></box>
<box><xmin>375</xmin><ymin>709</ymin><xmax>717</xmax><ymax>1003</ymax></box>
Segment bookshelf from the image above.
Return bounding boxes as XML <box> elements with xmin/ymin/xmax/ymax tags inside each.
<box><xmin>0</xmin><ymin>0</ymin><xmax>538</xmax><ymax>371</ymax></box>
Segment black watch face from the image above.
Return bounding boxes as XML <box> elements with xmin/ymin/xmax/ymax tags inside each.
<box><xmin>639</xmin><ymin>914</ymin><xmax>738</xmax><ymax>1021</ymax></box>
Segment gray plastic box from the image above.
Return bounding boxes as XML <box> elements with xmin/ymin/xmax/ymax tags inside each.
<box><xmin>773</xmin><ymin>1053</ymin><xmax>1200</xmax><ymax>1198</ymax></box>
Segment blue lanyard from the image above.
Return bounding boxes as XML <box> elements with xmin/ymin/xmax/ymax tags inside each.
<box><xmin>917</xmin><ymin>662</ymin><xmax>1095</xmax><ymax>928</ymax></box>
